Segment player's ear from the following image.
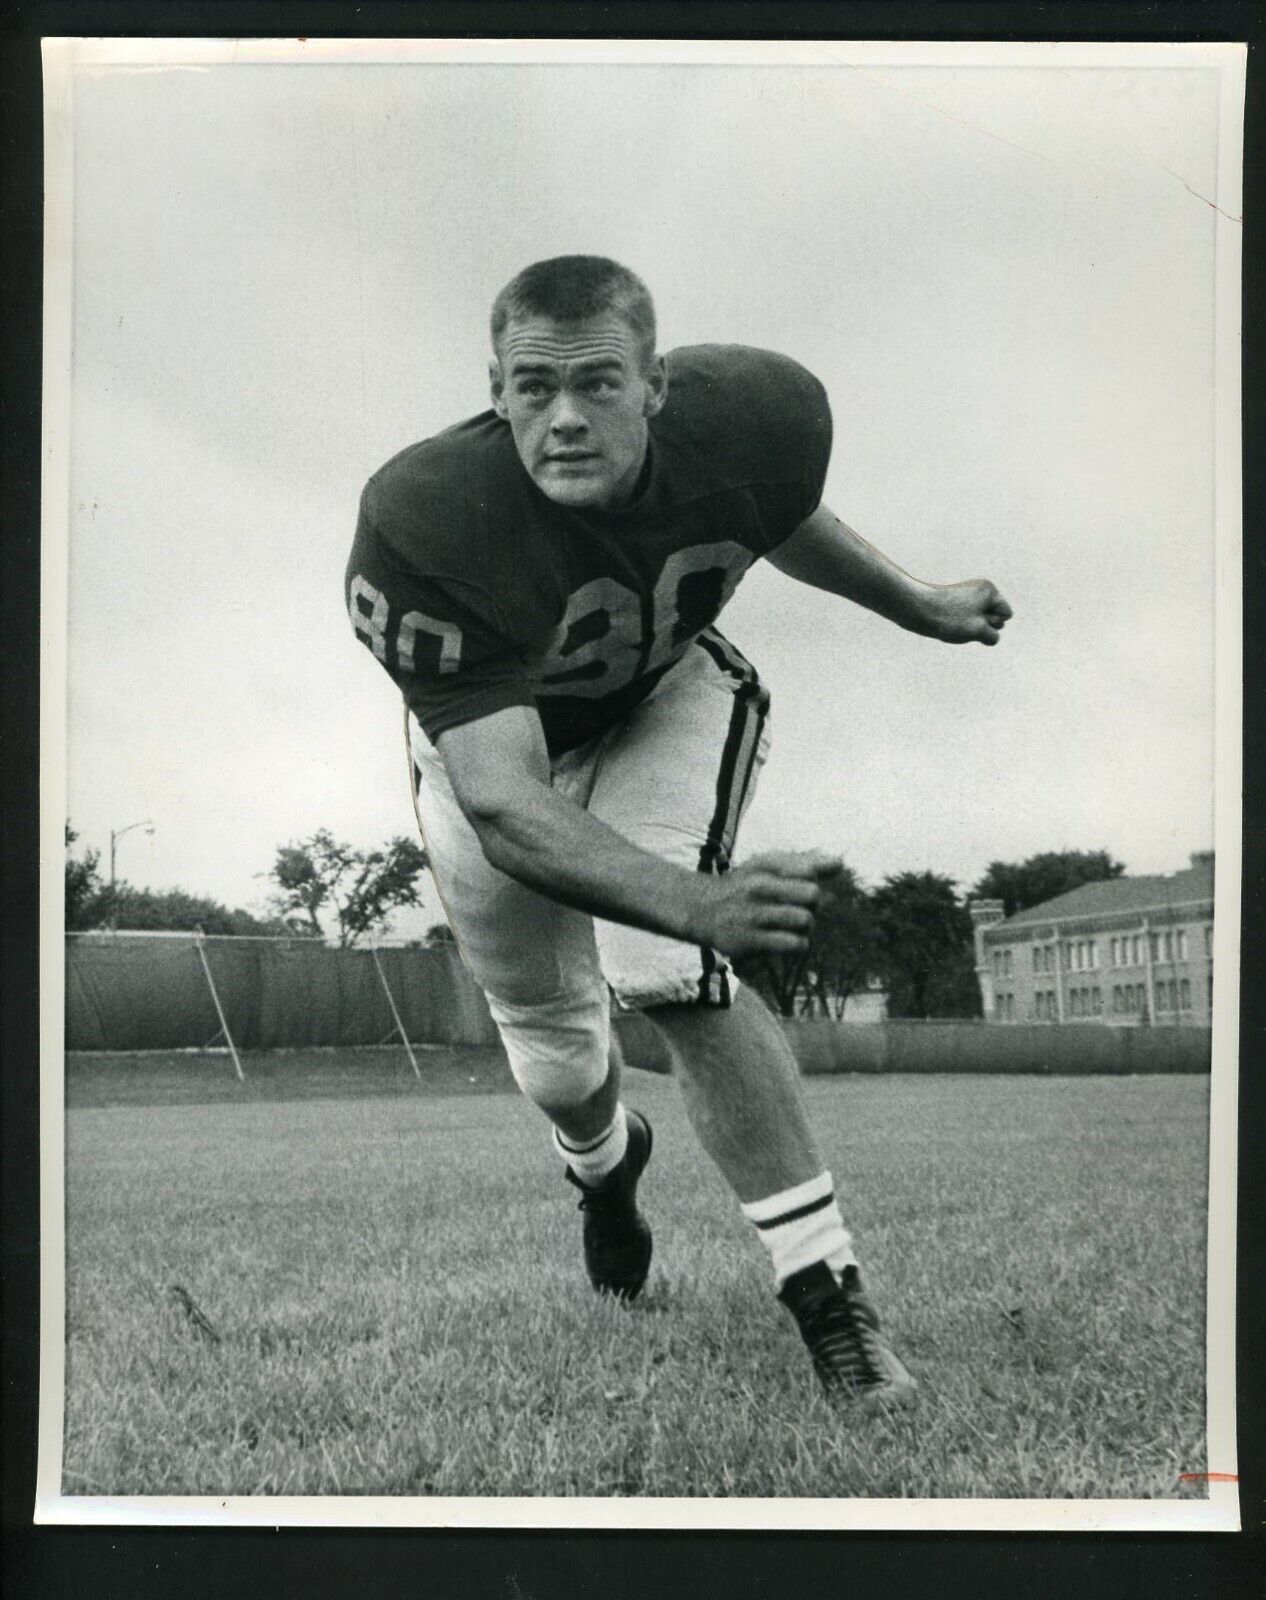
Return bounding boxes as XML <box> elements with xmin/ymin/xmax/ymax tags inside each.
<box><xmin>642</xmin><ymin>354</ymin><xmax>668</xmax><ymax>419</ymax></box>
<box><xmin>489</xmin><ymin>358</ymin><xmax>509</xmax><ymax>419</ymax></box>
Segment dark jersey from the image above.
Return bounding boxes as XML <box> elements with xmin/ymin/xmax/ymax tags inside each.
<box><xmin>346</xmin><ymin>344</ymin><xmax>832</xmax><ymax>755</ymax></box>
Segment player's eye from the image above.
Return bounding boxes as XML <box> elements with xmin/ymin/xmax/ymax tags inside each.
<box><xmin>517</xmin><ymin>379</ymin><xmax>551</xmax><ymax>398</ymax></box>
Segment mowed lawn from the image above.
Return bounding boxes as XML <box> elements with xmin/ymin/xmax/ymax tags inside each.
<box><xmin>62</xmin><ymin>1054</ymin><xmax>1210</xmax><ymax>1500</ymax></box>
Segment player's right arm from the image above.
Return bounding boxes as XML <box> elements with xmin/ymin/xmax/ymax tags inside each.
<box><xmin>436</xmin><ymin>705</ymin><xmax>839</xmax><ymax>960</ymax></box>
<box><xmin>349</xmin><ymin>473</ymin><xmax>834</xmax><ymax>957</ymax></box>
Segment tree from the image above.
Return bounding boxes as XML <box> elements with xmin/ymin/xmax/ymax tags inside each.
<box><xmin>736</xmin><ymin>866</ymin><xmax>878</xmax><ymax>1019</ymax></box>
<box><xmin>972</xmin><ymin>849</ymin><xmax>1126</xmax><ymax>918</ymax></box>
<box><xmin>268</xmin><ymin>829</ymin><xmax>430</xmax><ymax>946</ymax></box>
<box><xmin>65</xmin><ymin>823</ymin><xmax>105</xmax><ymax>930</ymax></box>
<box><xmin>66</xmin><ymin>820</ymin><xmax>292</xmax><ymax>932</ymax></box>
<box><xmin>870</xmin><ymin>871</ymin><xmax>980</xmax><ymax>1019</ymax></box>
<box><xmin>99</xmin><ymin>885</ymin><xmax>289</xmax><ymax>936</ymax></box>
<box><xmin>808</xmin><ymin>869</ymin><xmax>882</xmax><ymax>1018</ymax></box>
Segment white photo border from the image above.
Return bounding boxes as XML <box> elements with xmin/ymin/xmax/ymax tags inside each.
<box><xmin>36</xmin><ymin>34</ymin><xmax>1245</xmax><ymax>1533</ymax></box>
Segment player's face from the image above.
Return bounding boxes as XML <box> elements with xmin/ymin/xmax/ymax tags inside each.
<box><xmin>491</xmin><ymin>315</ymin><xmax>668</xmax><ymax>509</ymax></box>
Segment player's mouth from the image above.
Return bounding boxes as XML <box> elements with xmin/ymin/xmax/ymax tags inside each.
<box><xmin>544</xmin><ymin>451</ymin><xmax>600</xmax><ymax>466</ymax></box>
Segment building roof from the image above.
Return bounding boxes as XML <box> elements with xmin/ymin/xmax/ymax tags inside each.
<box><xmin>994</xmin><ymin>859</ymin><xmax>1214</xmax><ymax>932</ymax></box>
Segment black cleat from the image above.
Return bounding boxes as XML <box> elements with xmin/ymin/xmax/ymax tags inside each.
<box><xmin>779</xmin><ymin>1260</ymin><xmax>918</xmax><ymax>1410</ymax></box>
<box><xmin>565</xmin><ymin>1111</ymin><xmax>653</xmax><ymax>1301</ymax></box>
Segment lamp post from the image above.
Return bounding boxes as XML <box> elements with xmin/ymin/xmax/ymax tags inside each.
<box><xmin>109</xmin><ymin>819</ymin><xmax>155</xmax><ymax>885</ymax></box>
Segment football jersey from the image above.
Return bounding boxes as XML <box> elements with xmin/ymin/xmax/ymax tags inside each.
<box><xmin>346</xmin><ymin>344</ymin><xmax>832</xmax><ymax>755</ymax></box>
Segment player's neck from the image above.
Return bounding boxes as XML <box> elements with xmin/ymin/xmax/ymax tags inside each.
<box><xmin>604</xmin><ymin>438</ymin><xmax>653</xmax><ymax>512</ymax></box>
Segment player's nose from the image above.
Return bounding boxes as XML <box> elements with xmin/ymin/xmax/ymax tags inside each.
<box><xmin>549</xmin><ymin>392</ymin><xmax>588</xmax><ymax>434</ymax></box>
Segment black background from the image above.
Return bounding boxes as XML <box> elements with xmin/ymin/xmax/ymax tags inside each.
<box><xmin>3</xmin><ymin>4</ymin><xmax>1262</xmax><ymax>1596</ymax></box>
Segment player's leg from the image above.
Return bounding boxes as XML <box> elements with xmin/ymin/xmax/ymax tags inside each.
<box><xmin>408</xmin><ymin>715</ymin><xmax>651</xmax><ymax>1297</ymax></box>
<box><xmin>587</xmin><ymin>638</ymin><xmax>916</xmax><ymax>1403</ymax></box>
<box><xmin>649</xmin><ymin>991</ymin><xmax>914</xmax><ymax>1405</ymax></box>
<box><xmin>587</xmin><ymin>632</ymin><xmax>824</xmax><ymax>1200</ymax></box>
<box><xmin>644</xmin><ymin>983</ymin><xmax>818</xmax><ymax>1201</ymax></box>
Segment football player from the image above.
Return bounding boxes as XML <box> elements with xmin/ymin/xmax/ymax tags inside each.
<box><xmin>347</xmin><ymin>256</ymin><xmax>1010</xmax><ymax>1408</ymax></box>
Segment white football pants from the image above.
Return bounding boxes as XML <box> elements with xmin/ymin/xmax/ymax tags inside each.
<box><xmin>408</xmin><ymin>629</ymin><xmax>770</xmax><ymax>1107</ymax></box>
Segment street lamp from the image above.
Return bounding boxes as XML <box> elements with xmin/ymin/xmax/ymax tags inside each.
<box><xmin>110</xmin><ymin>819</ymin><xmax>155</xmax><ymax>885</ymax></box>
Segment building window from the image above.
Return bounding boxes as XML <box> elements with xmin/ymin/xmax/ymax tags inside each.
<box><xmin>1155</xmin><ymin>982</ymin><xmax>1168</xmax><ymax>1011</ymax></box>
<box><xmin>1169</xmin><ymin>979</ymin><xmax>1179</xmax><ymax>1010</ymax></box>
<box><xmin>1204</xmin><ymin>925</ymin><xmax>1213</xmax><ymax>955</ymax></box>
<box><xmin>1162</xmin><ymin>931</ymin><xmax>1174</xmax><ymax>962</ymax></box>
<box><xmin>1132</xmin><ymin>935</ymin><xmax>1142</xmax><ymax>965</ymax></box>
<box><xmin>1176</xmin><ymin>929</ymin><xmax>1187</xmax><ymax>961</ymax></box>
<box><xmin>992</xmin><ymin>951</ymin><xmax>1002</xmax><ymax>977</ymax></box>
<box><xmin>1005</xmin><ymin>948</ymin><xmax>1014</xmax><ymax>978</ymax></box>
<box><xmin>1092</xmin><ymin>987</ymin><xmax>1102</xmax><ymax>1014</ymax></box>
<box><xmin>1180</xmin><ymin>979</ymin><xmax>1191</xmax><ymax>1010</ymax></box>
<box><xmin>1148</xmin><ymin>933</ymin><xmax>1159</xmax><ymax>961</ymax></box>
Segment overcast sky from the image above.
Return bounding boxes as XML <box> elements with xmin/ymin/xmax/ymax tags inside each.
<box><xmin>59</xmin><ymin>47</ymin><xmax>1234</xmax><ymax>933</ymax></box>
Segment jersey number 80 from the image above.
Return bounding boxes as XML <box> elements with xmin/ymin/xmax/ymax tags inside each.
<box><xmin>350</xmin><ymin>539</ymin><xmax>753</xmax><ymax>700</ymax></box>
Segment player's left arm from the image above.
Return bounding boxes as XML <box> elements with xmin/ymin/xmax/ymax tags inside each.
<box><xmin>766</xmin><ymin>502</ymin><xmax>1013</xmax><ymax>646</ymax></box>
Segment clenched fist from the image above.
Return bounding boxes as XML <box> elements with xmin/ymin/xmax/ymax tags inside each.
<box><xmin>916</xmin><ymin>579</ymin><xmax>1013</xmax><ymax>646</ymax></box>
<box><xmin>689</xmin><ymin>851</ymin><xmax>842</xmax><ymax>959</ymax></box>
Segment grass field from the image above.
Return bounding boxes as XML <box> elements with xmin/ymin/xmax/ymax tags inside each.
<box><xmin>62</xmin><ymin>1051</ymin><xmax>1210</xmax><ymax>1500</ymax></box>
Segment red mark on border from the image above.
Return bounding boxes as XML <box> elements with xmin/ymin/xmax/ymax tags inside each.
<box><xmin>1179</xmin><ymin>1472</ymin><xmax>1239</xmax><ymax>1483</ymax></box>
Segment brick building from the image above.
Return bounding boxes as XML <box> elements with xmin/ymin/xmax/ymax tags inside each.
<box><xmin>970</xmin><ymin>852</ymin><xmax>1214</xmax><ymax>1025</ymax></box>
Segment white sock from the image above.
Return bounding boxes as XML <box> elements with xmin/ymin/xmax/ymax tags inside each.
<box><xmin>553</xmin><ymin>1103</ymin><xmax>629</xmax><ymax>1187</ymax></box>
<box><xmin>741</xmin><ymin>1171</ymin><xmax>857</xmax><ymax>1288</ymax></box>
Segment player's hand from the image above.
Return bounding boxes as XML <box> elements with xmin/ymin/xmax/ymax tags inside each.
<box><xmin>691</xmin><ymin>851</ymin><xmax>842</xmax><ymax>959</ymax></box>
<box><xmin>918</xmin><ymin>579</ymin><xmax>1013</xmax><ymax>646</ymax></box>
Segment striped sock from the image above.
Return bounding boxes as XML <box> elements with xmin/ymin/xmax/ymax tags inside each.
<box><xmin>553</xmin><ymin>1103</ymin><xmax>629</xmax><ymax>1187</ymax></box>
<box><xmin>741</xmin><ymin>1172</ymin><xmax>857</xmax><ymax>1288</ymax></box>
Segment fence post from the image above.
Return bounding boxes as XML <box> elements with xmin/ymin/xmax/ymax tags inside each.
<box><xmin>371</xmin><ymin>939</ymin><xmax>422</xmax><ymax>1080</ymax></box>
<box><xmin>195</xmin><ymin>928</ymin><xmax>245</xmax><ymax>1082</ymax></box>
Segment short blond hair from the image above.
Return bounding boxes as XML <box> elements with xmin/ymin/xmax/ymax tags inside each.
<box><xmin>490</xmin><ymin>256</ymin><xmax>657</xmax><ymax>370</ymax></box>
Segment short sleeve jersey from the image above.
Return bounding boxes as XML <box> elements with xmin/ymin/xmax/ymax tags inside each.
<box><xmin>346</xmin><ymin>344</ymin><xmax>832</xmax><ymax>756</ymax></box>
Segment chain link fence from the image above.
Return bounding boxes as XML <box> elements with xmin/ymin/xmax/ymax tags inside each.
<box><xmin>65</xmin><ymin>932</ymin><xmax>498</xmax><ymax>1052</ymax></box>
